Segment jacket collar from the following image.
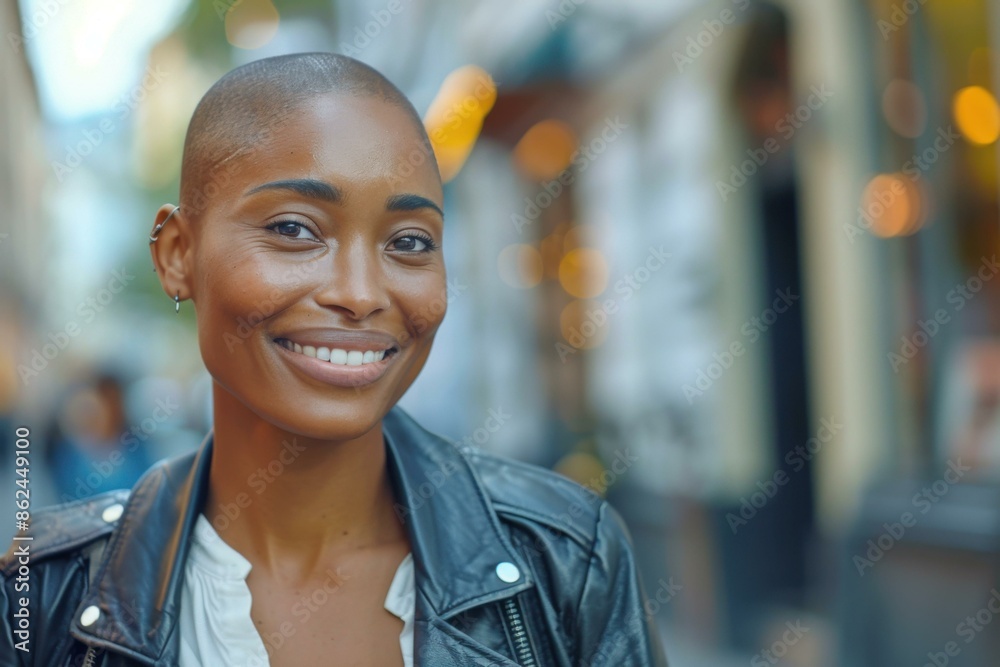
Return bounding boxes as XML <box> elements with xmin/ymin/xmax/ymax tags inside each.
<box><xmin>70</xmin><ymin>405</ymin><xmax>532</xmax><ymax>664</ymax></box>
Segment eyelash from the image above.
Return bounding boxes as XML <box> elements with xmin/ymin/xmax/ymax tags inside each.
<box><xmin>265</xmin><ymin>221</ymin><xmax>438</xmax><ymax>253</ymax></box>
<box><xmin>397</xmin><ymin>232</ymin><xmax>438</xmax><ymax>253</ymax></box>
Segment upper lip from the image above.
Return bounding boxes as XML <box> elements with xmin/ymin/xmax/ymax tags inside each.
<box><xmin>274</xmin><ymin>327</ymin><xmax>400</xmax><ymax>352</ymax></box>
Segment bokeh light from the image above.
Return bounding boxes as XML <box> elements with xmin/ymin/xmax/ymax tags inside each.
<box><xmin>512</xmin><ymin>119</ymin><xmax>578</xmax><ymax>181</ymax></box>
<box><xmin>558</xmin><ymin>247</ymin><xmax>609</xmax><ymax>298</ymax></box>
<box><xmin>953</xmin><ymin>85</ymin><xmax>1000</xmax><ymax>146</ymax></box>
<box><xmin>424</xmin><ymin>65</ymin><xmax>497</xmax><ymax>183</ymax></box>
<box><xmin>860</xmin><ymin>173</ymin><xmax>924</xmax><ymax>238</ymax></box>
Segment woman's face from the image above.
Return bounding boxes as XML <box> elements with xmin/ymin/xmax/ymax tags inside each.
<box><xmin>185</xmin><ymin>93</ymin><xmax>446</xmax><ymax>439</ymax></box>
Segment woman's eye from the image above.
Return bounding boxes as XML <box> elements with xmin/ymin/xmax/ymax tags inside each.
<box><xmin>267</xmin><ymin>221</ymin><xmax>318</xmax><ymax>240</ymax></box>
<box><xmin>392</xmin><ymin>234</ymin><xmax>438</xmax><ymax>253</ymax></box>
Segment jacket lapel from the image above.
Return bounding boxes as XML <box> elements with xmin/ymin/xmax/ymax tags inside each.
<box><xmin>69</xmin><ymin>432</ymin><xmax>212</xmax><ymax>665</ymax></box>
<box><xmin>382</xmin><ymin>407</ymin><xmax>534</xmax><ymax>620</ymax></box>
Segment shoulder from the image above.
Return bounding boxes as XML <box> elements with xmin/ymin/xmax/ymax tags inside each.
<box><xmin>0</xmin><ymin>489</ymin><xmax>130</xmax><ymax>576</ymax></box>
<box><xmin>458</xmin><ymin>445</ymin><xmax>612</xmax><ymax>551</ymax></box>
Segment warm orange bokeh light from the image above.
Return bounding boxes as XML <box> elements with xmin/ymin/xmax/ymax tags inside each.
<box><xmin>558</xmin><ymin>248</ymin><xmax>609</xmax><ymax>298</ymax></box>
<box><xmin>953</xmin><ymin>86</ymin><xmax>1000</xmax><ymax>146</ymax></box>
<box><xmin>513</xmin><ymin>119</ymin><xmax>578</xmax><ymax>181</ymax></box>
<box><xmin>424</xmin><ymin>65</ymin><xmax>497</xmax><ymax>182</ymax></box>
<box><xmin>860</xmin><ymin>173</ymin><xmax>924</xmax><ymax>238</ymax></box>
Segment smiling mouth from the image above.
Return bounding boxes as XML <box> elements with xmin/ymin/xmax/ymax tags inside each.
<box><xmin>273</xmin><ymin>338</ymin><xmax>399</xmax><ymax>366</ymax></box>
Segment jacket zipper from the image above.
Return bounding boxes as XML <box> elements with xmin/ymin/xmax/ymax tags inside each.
<box><xmin>501</xmin><ymin>595</ymin><xmax>538</xmax><ymax>666</ymax></box>
<box><xmin>82</xmin><ymin>646</ymin><xmax>101</xmax><ymax>667</ymax></box>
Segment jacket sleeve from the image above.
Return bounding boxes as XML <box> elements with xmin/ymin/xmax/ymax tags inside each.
<box><xmin>575</xmin><ymin>501</ymin><xmax>669</xmax><ymax>667</ymax></box>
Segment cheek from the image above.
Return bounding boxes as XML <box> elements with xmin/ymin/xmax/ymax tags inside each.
<box><xmin>395</xmin><ymin>269</ymin><xmax>449</xmax><ymax>340</ymax></box>
<box><xmin>193</xmin><ymin>246</ymin><xmax>312</xmax><ymax>363</ymax></box>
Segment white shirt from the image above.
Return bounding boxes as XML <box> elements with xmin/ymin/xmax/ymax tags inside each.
<box><xmin>178</xmin><ymin>513</ymin><xmax>415</xmax><ymax>667</ymax></box>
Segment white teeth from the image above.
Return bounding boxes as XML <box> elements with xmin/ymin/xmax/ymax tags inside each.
<box><xmin>281</xmin><ymin>340</ymin><xmax>391</xmax><ymax>365</ymax></box>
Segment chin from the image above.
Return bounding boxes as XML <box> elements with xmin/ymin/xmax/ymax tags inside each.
<box><xmin>250</xmin><ymin>395</ymin><xmax>390</xmax><ymax>442</ymax></box>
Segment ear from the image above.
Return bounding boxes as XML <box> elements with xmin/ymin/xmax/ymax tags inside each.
<box><xmin>149</xmin><ymin>204</ymin><xmax>195</xmax><ymax>303</ymax></box>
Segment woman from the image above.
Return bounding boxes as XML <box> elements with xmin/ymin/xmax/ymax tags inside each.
<box><xmin>1</xmin><ymin>53</ymin><xmax>668</xmax><ymax>666</ymax></box>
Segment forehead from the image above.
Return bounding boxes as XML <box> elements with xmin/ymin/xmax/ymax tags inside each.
<box><xmin>224</xmin><ymin>93</ymin><xmax>441</xmax><ymax>200</ymax></box>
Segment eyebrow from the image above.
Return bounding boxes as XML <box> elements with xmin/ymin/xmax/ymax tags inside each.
<box><xmin>386</xmin><ymin>193</ymin><xmax>444</xmax><ymax>219</ymax></box>
<box><xmin>245</xmin><ymin>178</ymin><xmax>342</xmax><ymax>202</ymax></box>
<box><xmin>244</xmin><ymin>179</ymin><xmax>444</xmax><ymax>218</ymax></box>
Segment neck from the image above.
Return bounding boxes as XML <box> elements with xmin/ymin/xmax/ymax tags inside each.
<box><xmin>203</xmin><ymin>383</ymin><xmax>407</xmax><ymax>575</ymax></box>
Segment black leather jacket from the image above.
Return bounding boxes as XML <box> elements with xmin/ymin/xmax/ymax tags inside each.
<box><xmin>1</xmin><ymin>406</ymin><xmax>669</xmax><ymax>666</ymax></box>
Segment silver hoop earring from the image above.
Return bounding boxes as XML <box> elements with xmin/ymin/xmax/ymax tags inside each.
<box><xmin>175</xmin><ymin>292</ymin><xmax>180</xmax><ymax>314</ymax></box>
<box><xmin>150</xmin><ymin>205</ymin><xmax>180</xmax><ymax>273</ymax></box>
<box><xmin>150</xmin><ymin>206</ymin><xmax>180</xmax><ymax>244</ymax></box>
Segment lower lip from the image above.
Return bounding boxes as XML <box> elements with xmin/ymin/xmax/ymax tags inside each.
<box><xmin>274</xmin><ymin>342</ymin><xmax>398</xmax><ymax>388</ymax></box>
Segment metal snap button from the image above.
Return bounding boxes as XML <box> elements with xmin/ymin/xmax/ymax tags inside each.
<box><xmin>80</xmin><ymin>605</ymin><xmax>101</xmax><ymax>627</ymax></box>
<box><xmin>102</xmin><ymin>503</ymin><xmax>124</xmax><ymax>523</ymax></box>
<box><xmin>495</xmin><ymin>561</ymin><xmax>520</xmax><ymax>583</ymax></box>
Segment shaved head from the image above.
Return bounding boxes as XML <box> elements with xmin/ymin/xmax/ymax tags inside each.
<box><xmin>180</xmin><ymin>52</ymin><xmax>436</xmax><ymax>216</ymax></box>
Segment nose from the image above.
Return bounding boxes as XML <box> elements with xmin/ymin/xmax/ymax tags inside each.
<box><xmin>314</xmin><ymin>236</ymin><xmax>391</xmax><ymax>320</ymax></box>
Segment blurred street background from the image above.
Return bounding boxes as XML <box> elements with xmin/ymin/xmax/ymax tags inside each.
<box><xmin>4</xmin><ymin>0</ymin><xmax>1000</xmax><ymax>664</ymax></box>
